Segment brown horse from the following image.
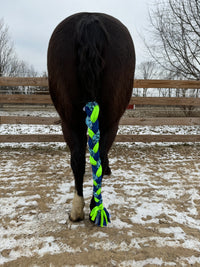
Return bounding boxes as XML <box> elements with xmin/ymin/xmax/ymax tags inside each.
<box><xmin>47</xmin><ymin>12</ymin><xmax>135</xmax><ymax>224</ymax></box>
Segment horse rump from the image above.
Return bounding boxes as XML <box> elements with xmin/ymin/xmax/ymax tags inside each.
<box><xmin>47</xmin><ymin>12</ymin><xmax>135</xmax><ymax>226</ymax></box>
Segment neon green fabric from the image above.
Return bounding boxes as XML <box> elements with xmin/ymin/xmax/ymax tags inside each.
<box><xmin>84</xmin><ymin>101</ymin><xmax>111</xmax><ymax>227</ymax></box>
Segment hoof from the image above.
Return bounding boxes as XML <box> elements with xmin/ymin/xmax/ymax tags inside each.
<box><xmin>69</xmin><ymin>214</ymin><xmax>84</xmax><ymax>222</ymax></box>
<box><xmin>69</xmin><ymin>191</ymin><xmax>85</xmax><ymax>222</ymax></box>
<box><xmin>104</xmin><ymin>166</ymin><xmax>111</xmax><ymax>175</ymax></box>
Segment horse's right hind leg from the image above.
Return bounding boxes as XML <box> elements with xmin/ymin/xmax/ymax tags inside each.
<box><xmin>100</xmin><ymin>123</ymin><xmax>118</xmax><ymax>176</ymax></box>
<box><xmin>104</xmin><ymin>156</ymin><xmax>111</xmax><ymax>175</ymax></box>
<box><xmin>62</xmin><ymin>121</ymin><xmax>87</xmax><ymax>222</ymax></box>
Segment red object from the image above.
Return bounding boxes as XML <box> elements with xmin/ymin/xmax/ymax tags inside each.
<box><xmin>127</xmin><ymin>104</ymin><xmax>134</xmax><ymax>110</ymax></box>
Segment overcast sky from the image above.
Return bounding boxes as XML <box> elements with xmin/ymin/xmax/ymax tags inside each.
<box><xmin>2</xmin><ymin>0</ymin><xmax>153</xmax><ymax>74</ymax></box>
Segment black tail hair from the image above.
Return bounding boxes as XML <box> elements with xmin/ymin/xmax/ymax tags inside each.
<box><xmin>76</xmin><ymin>14</ymin><xmax>108</xmax><ymax>102</ymax></box>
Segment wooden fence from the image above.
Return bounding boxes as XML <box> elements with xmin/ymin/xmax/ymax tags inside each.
<box><xmin>0</xmin><ymin>77</ymin><xmax>200</xmax><ymax>143</ymax></box>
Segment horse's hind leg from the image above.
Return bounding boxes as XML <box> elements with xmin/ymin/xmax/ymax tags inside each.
<box><xmin>104</xmin><ymin>155</ymin><xmax>111</xmax><ymax>175</ymax></box>
<box><xmin>62</xmin><ymin>121</ymin><xmax>87</xmax><ymax>222</ymax></box>
<box><xmin>100</xmin><ymin>123</ymin><xmax>118</xmax><ymax>175</ymax></box>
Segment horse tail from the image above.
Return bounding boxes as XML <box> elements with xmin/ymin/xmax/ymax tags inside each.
<box><xmin>76</xmin><ymin>14</ymin><xmax>108</xmax><ymax>102</ymax></box>
<box><xmin>84</xmin><ymin>101</ymin><xmax>111</xmax><ymax>227</ymax></box>
<box><xmin>76</xmin><ymin>15</ymin><xmax>110</xmax><ymax>227</ymax></box>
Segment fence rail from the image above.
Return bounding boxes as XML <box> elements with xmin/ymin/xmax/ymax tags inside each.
<box><xmin>1</xmin><ymin>94</ymin><xmax>200</xmax><ymax>106</ymax></box>
<box><xmin>0</xmin><ymin>134</ymin><xmax>200</xmax><ymax>143</ymax></box>
<box><xmin>0</xmin><ymin>78</ymin><xmax>200</xmax><ymax>143</ymax></box>
<box><xmin>1</xmin><ymin>116</ymin><xmax>200</xmax><ymax>126</ymax></box>
<box><xmin>1</xmin><ymin>77</ymin><xmax>200</xmax><ymax>89</ymax></box>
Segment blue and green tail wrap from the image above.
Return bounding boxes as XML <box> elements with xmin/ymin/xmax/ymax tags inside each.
<box><xmin>84</xmin><ymin>101</ymin><xmax>111</xmax><ymax>227</ymax></box>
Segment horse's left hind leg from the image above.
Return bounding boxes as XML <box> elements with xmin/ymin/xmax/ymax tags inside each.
<box><xmin>62</xmin><ymin>121</ymin><xmax>87</xmax><ymax>222</ymax></box>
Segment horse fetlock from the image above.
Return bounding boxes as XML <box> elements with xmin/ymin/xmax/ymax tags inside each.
<box><xmin>104</xmin><ymin>165</ymin><xmax>111</xmax><ymax>176</ymax></box>
<box><xmin>69</xmin><ymin>192</ymin><xmax>85</xmax><ymax>222</ymax></box>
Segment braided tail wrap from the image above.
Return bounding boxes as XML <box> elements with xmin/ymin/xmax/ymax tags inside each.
<box><xmin>84</xmin><ymin>101</ymin><xmax>111</xmax><ymax>227</ymax></box>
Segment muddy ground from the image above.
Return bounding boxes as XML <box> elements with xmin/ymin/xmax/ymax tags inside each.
<box><xmin>0</xmin><ymin>143</ymin><xmax>200</xmax><ymax>266</ymax></box>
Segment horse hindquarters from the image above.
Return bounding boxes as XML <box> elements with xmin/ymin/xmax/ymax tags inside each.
<box><xmin>48</xmin><ymin>12</ymin><xmax>135</xmax><ymax>226</ymax></box>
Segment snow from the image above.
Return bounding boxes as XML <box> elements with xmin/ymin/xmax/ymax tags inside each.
<box><xmin>0</xmin><ymin>109</ymin><xmax>199</xmax><ymax>149</ymax></box>
<box><xmin>0</xmin><ymin>109</ymin><xmax>200</xmax><ymax>265</ymax></box>
<box><xmin>119</xmin><ymin>258</ymin><xmax>174</xmax><ymax>267</ymax></box>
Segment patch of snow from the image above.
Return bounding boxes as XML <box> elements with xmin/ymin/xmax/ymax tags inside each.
<box><xmin>119</xmin><ymin>258</ymin><xmax>172</xmax><ymax>267</ymax></box>
<box><xmin>0</xmin><ymin>112</ymin><xmax>200</xmax><ymax>265</ymax></box>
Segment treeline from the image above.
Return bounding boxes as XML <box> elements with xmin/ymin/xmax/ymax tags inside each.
<box><xmin>0</xmin><ymin>18</ymin><xmax>47</xmax><ymax>94</ymax></box>
<box><xmin>134</xmin><ymin>61</ymin><xmax>200</xmax><ymax>98</ymax></box>
<box><xmin>134</xmin><ymin>0</ymin><xmax>200</xmax><ymax>98</ymax></box>
<box><xmin>1</xmin><ymin>0</ymin><xmax>200</xmax><ymax>97</ymax></box>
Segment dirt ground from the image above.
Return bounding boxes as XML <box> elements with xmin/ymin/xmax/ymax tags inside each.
<box><xmin>0</xmin><ymin>143</ymin><xmax>200</xmax><ymax>266</ymax></box>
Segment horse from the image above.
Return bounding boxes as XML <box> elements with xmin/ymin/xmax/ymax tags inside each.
<box><xmin>47</xmin><ymin>12</ymin><xmax>135</xmax><ymax>226</ymax></box>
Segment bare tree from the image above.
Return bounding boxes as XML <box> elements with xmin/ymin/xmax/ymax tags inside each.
<box><xmin>0</xmin><ymin>18</ymin><xmax>39</xmax><ymax>93</ymax></box>
<box><xmin>135</xmin><ymin>61</ymin><xmax>158</xmax><ymax>96</ymax></box>
<box><xmin>146</xmin><ymin>0</ymin><xmax>200</xmax><ymax>81</ymax></box>
<box><xmin>0</xmin><ymin>18</ymin><xmax>16</xmax><ymax>77</ymax></box>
